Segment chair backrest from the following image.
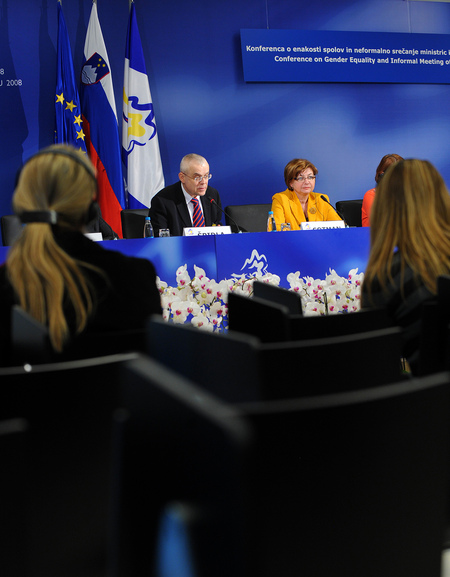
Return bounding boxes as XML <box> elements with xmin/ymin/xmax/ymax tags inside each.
<box><xmin>9</xmin><ymin>306</ymin><xmax>147</xmax><ymax>366</ymax></box>
<box><xmin>146</xmin><ymin>315</ymin><xmax>263</xmax><ymax>402</ymax></box>
<box><xmin>417</xmin><ymin>300</ymin><xmax>443</xmax><ymax>376</ymax></box>
<box><xmin>234</xmin><ymin>372</ymin><xmax>450</xmax><ymax>577</ymax></box>
<box><xmin>252</xmin><ymin>280</ymin><xmax>303</xmax><ymax>315</ymax></box>
<box><xmin>289</xmin><ymin>306</ymin><xmax>393</xmax><ymax>341</ymax></box>
<box><xmin>120</xmin><ymin>209</ymin><xmax>149</xmax><ymax>239</ymax></box>
<box><xmin>0</xmin><ymin>417</ymin><xmax>28</xmax><ymax>577</ymax></box>
<box><xmin>224</xmin><ymin>204</ymin><xmax>272</xmax><ymax>233</ymax></box>
<box><xmin>111</xmin><ymin>354</ymin><xmax>251</xmax><ymax>577</ymax></box>
<box><xmin>416</xmin><ymin>275</ymin><xmax>450</xmax><ymax>376</ymax></box>
<box><xmin>11</xmin><ymin>305</ymin><xmax>53</xmax><ymax>365</ymax></box>
<box><xmin>0</xmin><ymin>352</ymin><xmax>141</xmax><ymax>577</ymax></box>
<box><xmin>438</xmin><ymin>275</ymin><xmax>450</xmax><ymax>314</ymax></box>
<box><xmin>259</xmin><ymin>326</ymin><xmax>404</xmax><ymax>398</ymax></box>
<box><xmin>113</xmin><ymin>358</ymin><xmax>450</xmax><ymax>577</ymax></box>
<box><xmin>227</xmin><ymin>292</ymin><xmax>291</xmax><ymax>343</ymax></box>
<box><xmin>1</xmin><ymin>215</ymin><xmax>22</xmax><ymax>246</ymax></box>
<box><xmin>335</xmin><ymin>199</ymin><xmax>363</xmax><ymax>227</ymax></box>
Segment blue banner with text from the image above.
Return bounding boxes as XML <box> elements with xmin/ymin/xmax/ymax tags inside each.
<box><xmin>241</xmin><ymin>29</ymin><xmax>450</xmax><ymax>84</ymax></box>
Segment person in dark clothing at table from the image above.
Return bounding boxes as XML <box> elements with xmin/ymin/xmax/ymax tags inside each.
<box><xmin>148</xmin><ymin>153</ymin><xmax>223</xmax><ymax>237</ymax></box>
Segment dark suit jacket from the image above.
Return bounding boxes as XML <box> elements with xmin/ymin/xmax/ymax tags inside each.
<box><xmin>148</xmin><ymin>181</ymin><xmax>223</xmax><ymax>237</ymax></box>
<box><xmin>85</xmin><ymin>201</ymin><xmax>119</xmax><ymax>240</ymax></box>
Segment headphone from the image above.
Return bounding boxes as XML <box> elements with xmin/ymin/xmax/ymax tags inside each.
<box><xmin>17</xmin><ymin>146</ymin><xmax>98</xmax><ymax>225</ymax></box>
<box><xmin>21</xmin><ymin>146</ymin><xmax>97</xmax><ymax>182</ymax></box>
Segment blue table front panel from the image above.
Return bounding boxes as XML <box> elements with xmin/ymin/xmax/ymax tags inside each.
<box><xmin>0</xmin><ymin>228</ymin><xmax>371</xmax><ymax>287</ymax></box>
<box><xmin>100</xmin><ymin>236</ymin><xmax>218</xmax><ymax>284</ymax></box>
<box><xmin>215</xmin><ymin>228</ymin><xmax>370</xmax><ymax>287</ymax></box>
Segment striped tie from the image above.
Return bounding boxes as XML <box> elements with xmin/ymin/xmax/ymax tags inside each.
<box><xmin>191</xmin><ymin>197</ymin><xmax>205</xmax><ymax>227</ymax></box>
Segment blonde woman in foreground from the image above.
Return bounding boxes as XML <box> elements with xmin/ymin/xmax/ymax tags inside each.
<box><xmin>0</xmin><ymin>144</ymin><xmax>161</xmax><ymax>358</ymax></box>
<box><xmin>362</xmin><ymin>158</ymin><xmax>450</xmax><ymax>374</ymax></box>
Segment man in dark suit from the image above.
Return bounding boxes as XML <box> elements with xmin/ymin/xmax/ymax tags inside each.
<box><xmin>148</xmin><ymin>153</ymin><xmax>223</xmax><ymax>236</ymax></box>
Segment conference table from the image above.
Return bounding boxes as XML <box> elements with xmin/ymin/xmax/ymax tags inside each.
<box><xmin>0</xmin><ymin>228</ymin><xmax>371</xmax><ymax>287</ymax></box>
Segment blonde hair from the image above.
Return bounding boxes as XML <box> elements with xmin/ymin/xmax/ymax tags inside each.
<box><xmin>7</xmin><ymin>145</ymin><xmax>98</xmax><ymax>352</ymax></box>
<box><xmin>363</xmin><ymin>159</ymin><xmax>450</xmax><ymax>297</ymax></box>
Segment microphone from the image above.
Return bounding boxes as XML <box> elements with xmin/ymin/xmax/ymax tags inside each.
<box><xmin>320</xmin><ymin>195</ymin><xmax>347</xmax><ymax>227</ymax></box>
<box><xmin>207</xmin><ymin>197</ymin><xmax>246</xmax><ymax>233</ymax></box>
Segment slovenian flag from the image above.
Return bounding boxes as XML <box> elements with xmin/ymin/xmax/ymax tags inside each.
<box><xmin>55</xmin><ymin>1</ymin><xmax>87</xmax><ymax>153</ymax></box>
<box><xmin>81</xmin><ymin>1</ymin><xmax>125</xmax><ymax>237</ymax></box>
<box><xmin>122</xmin><ymin>1</ymin><xmax>164</xmax><ymax>209</ymax></box>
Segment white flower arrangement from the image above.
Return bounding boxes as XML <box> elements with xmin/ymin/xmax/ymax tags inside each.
<box><xmin>156</xmin><ymin>265</ymin><xmax>364</xmax><ymax>331</ymax></box>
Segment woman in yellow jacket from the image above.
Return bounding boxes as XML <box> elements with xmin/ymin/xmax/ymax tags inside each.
<box><xmin>271</xmin><ymin>159</ymin><xmax>341</xmax><ymax>230</ymax></box>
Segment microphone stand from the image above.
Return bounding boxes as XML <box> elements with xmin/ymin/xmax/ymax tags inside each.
<box><xmin>208</xmin><ymin>197</ymin><xmax>246</xmax><ymax>233</ymax></box>
<box><xmin>320</xmin><ymin>195</ymin><xmax>348</xmax><ymax>227</ymax></box>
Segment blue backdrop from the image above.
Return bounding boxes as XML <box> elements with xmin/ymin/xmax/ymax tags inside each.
<box><xmin>2</xmin><ymin>0</ymin><xmax>450</xmax><ymax>219</ymax></box>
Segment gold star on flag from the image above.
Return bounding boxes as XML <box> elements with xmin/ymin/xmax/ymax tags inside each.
<box><xmin>76</xmin><ymin>128</ymin><xmax>86</xmax><ymax>141</ymax></box>
<box><xmin>56</xmin><ymin>93</ymin><xmax>64</xmax><ymax>104</ymax></box>
<box><xmin>65</xmin><ymin>100</ymin><xmax>76</xmax><ymax>112</ymax></box>
<box><xmin>73</xmin><ymin>114</ymin><xmax>83</xmax><ymax>126</ymax></box>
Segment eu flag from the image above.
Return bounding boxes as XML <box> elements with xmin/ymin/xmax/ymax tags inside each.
<box><xmin>55</xmin><ymin>1</ymin><xmax>87</xmax><ymax>152</ymax></box>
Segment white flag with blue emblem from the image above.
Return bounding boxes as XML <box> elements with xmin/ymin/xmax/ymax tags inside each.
<box><xmin>122</xmin><ymin>2</ymin><xmax>164</xmax><ymax>209</ymax></box>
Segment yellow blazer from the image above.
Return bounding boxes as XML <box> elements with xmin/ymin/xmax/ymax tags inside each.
<box><xmin>271</xmin><ymin>189</ymin><xmax>341</xmax><ymax>231</ymax></box>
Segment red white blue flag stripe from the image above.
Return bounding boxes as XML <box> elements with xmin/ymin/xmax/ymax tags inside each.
<box><xmin>81</xmin><ymin>2</ymin><xmax>125</xmax><ymax>237</ymax></box>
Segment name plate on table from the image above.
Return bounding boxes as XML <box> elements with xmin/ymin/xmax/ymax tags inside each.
<box><xmin>84</xmin><ymin>232</ymin><xmax>103</xmax><ymax>241</ymax></box>
<box><xmin>183</xmin><ymin>226</ymin><xmax>232</xmax><ymax>236</ymax></box>
<box><xmin>301</xmin><ymin>221</ymin><xmax>346</xmax><ymax>231</ymax></box>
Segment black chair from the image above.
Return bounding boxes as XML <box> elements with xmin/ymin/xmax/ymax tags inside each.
<box><xmin>115</xmin><ymin>356</ymin><xmax>450</xmax><ymax>577</ymax></box>
<box><xmin>289</xmin><ymin>306</ymin><xmax>393</xmax><ymax>341</ymax></box>
<box><xmin>228</xmin><ymin>291</ymin><xmax>393</xmax><ymax>345</ymax></box>
<box><xmin>148</xmin><ymin>316</ymin><xmax>403</xmax><ymax>401</ymax></box>
<box><xmin>1</xmin><ymin>215</ymin><xmax>22</xmax><ymax>246</ymax></box>
<box><xmin>224</xmin><ymin>203</ymin><xmax>272</xmax><ymax>233</ymax></box>
<box><xmin>0</xmin><ymin>417</ymin><xmax>29</xmax><ymax>577</ymax></box>
<box><xmin>120</xmin><ymin>208</ymin><xmax>149</xmax><ymax>239</ymax></box>
<box><xmin>1</xmin><ymin>352</ymin><xmax>233</xmax><ymax>577</ymax></box>
<box><xmin>336</xmin><ymin>199</ymin><xmax>363</xmax><ymax>227</ymax></box>
<box><xmin>417</xmin><ymin>300</ymin><xmax>442</xmax><ymax>376</ymax></box>
<box><xmin>0</xmin><ymin>352</ymin><xmax>141</xmax><ymax>577</ymax></box>
<box><xmin>146</xmin><ymin>315</ymin><xmax>263</xmax><ymax>402</ymax></box>
<box><xmin>259</xmin><ymin>326</ymin><xmax>404</xmax><ymax>398</ymax></box>
<box><xmin>64</xmin><ymin>327</ymin><xmax>147</xmax><ymax>360</ymax></box>
<box><xmin>111</xmin><ymin>354</ymin><xmax>251</xmax><ymax>577</ymax></box>
<box><xmin>10</xmin><ymin>305</ymin><xmax>53</xmax><ymax>365</ymax></box>
<box><xmin>252</xmin><ymin>280</ymin><xmax>303</xmax><ymax>315</ymax></box>
<box><xmin>85</xmin><ymin>201</ymin><xmax>119</xmax><ymax>239</ymax></box>
<box><xmin>233</xmin><ymin>372</ymin><xmax>450</xmax><ymax>577</ymax></box>
<box><xmin>227</xmin><ymin>292</ymin><xmax>291</xmax><ymax>342</ymax></box>
<box><xmin>416</xmin><ymin>275</ymin><xmax>450</xmax><ymax>376</ymax></box>
<box><xmin>9</xmin><ymin>305</ymin><xmax>147</xmax><ymax>366</ymax></box>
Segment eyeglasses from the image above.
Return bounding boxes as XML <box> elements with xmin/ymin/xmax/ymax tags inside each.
<box><xmin>294</xmin><ymin>175</ymin><xmax>316</xmax><ymax>182</ymax></box>
<box><xmin>182</xmin><ymin>172</ymin><xmax>212</xmax><ymax>183</ymax></box>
